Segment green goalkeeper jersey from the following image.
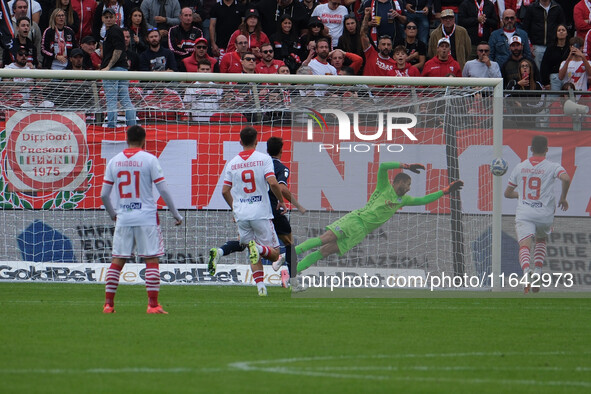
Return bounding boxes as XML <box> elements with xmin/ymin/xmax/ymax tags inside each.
<box><xmin>354</xmin><ymin>162</ymin><xmax>443</xmax><ymax>234</ymax></box>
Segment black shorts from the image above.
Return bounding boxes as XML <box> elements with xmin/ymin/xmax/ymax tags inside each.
<box><xmin>272</xmin><ymin>214</ymin><xmax>292</xmax><ymax>235</ymax></box>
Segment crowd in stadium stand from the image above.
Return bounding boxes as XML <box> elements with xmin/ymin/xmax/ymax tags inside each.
<box><xmin>1</xmin><ymin>0</ymin><xmax>591</xmax><ymax>93</ymax></box>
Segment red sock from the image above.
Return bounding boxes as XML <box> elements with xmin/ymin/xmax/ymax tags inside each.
<box><xmin>259</xmin><ymin>245</ymin><xmax>271</xmax><ymax>258</ymax></box>
<box><xmin>145</xmin><ymin>263</ymin><xmax>160</xmax><ymax>308</ymax></box>
<box><xmin>533</xmin><ymin>241</ymin><xmax>546</xmax><ymax>269</ymax></box>
<box><xmin>519</xmin><ymin>245</ymin><xmax>531</xmax><ymax>272</ymax></box>
<box><xmin>252</xmin><ymin>270</ymin><xmax>264</xmax><ymax>284</ymax></box>
<box><xmin>105</xmin><ymin>263</ymin><xmax>122</xmax><ymax>306</ymax></box>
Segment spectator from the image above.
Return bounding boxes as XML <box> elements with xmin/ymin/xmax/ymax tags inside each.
<box><xmin>360</xmin><ymin>8</ymin><xmax>397</xmax><ymax>76</ymax></box>
<box><xmin>71</xmin><ymin>0</ymin><xmax>96</xmax><ymax>41</ymax></box>
<box><xmin>219</xmin><ymin>34</ymin><xmax>248</xmax><ymax>72</ymax></box>
<box><xmin>427</xmin><ymin>9</ymin><xmax>471</xmax><ymax>68</ymax></box>
<box><xmin>505</xmin><ymin>58</ymin><xmax>545</xmax><ymax>120</ymax></box>
<box><xmin>49</xmin><ymin>0</ymin><xmax>81</xmax><ymax>35</ymax></box>
<box><xmin>240</xmin><ymin>50</ymin><xmax>257</xmax><ymax>74</ymax></box>
<box><xmin>311</xmin><ymin>0</ymin><xmax>349</xmax><ymax>48</ymax></box>
<box><xmin>269</xmin><ymin>14</ymin><xmax>301</xmax><ymax>73</ymax></box>
<box><xmin>502</xmin><ymin>35</ymin><xmax>540</xmax><ymax>86</ymax></box>
<box><xmin>278</xmin><ymin>64</ymin><xmax>290</xmax><ymax>74</ymax></box>
<box><xmin>256</xmin><ymin>42</ymin><xmax>285</xmax><ymax>74</ymax></box>
<box><xmin>4</xmin><ymin>47</ymin><xmax>34</xmax><ymax>71</ymax></box>
<box><xmin>126</xmin><ymin>7</ymin><xmax>148</xmax><ymax>54</ymax></box>
<box><xmin>66</xmin><ymin>46</ymin><xmax>84</xmax><ymax>69</ymax></box>
<box><xmin>337</xmin><ymin>13</ymin><xmax>364</xmax><ymax>59</ymax></box>
<box><xmin>168</xmin><ymin>7</ymin><xmax>203</xmax><ymax>69</ymax></box>
<box><xmin>226</xmin><ymin>8</ymin><xmax>269</xmax><ymax>59</ymax></box>
<box><xmin>458</xmin><ymin>0</ymin><xmax>498</xmax><ymax>58</ymax></box>
<box><xmin>522</xmin><ymin>0</ymin><xmax>566</xmax><ymax>70</ymax></box>
<box><xmin>396</xmin><ymin>21</ymin><xmax>426</xmax><ymax>70</ymax></box>
<box><xmin>422</xmin><ymin>37</ymin><xmax>462</xmax><ymax>76</ymax></box>
<box><xmin>301</xmin><ymin>0</ymin><xmax>319</xmax><ymax>22</ymax></box>
<box><xmin>462</xmin><ymin>41</ymin><xmax>502</xmax><ymax>77</ymax></box>
<box><xmin>558</xmin><ymin>36</ymin><xmax>591</xmax><ymax>91</ymax></box>
<box><xmin>141</xmin><ymin>0</ymin><xmax>181</xmax><ymax>40</ymax></box>
<box><xmin>182</xmin><ymin>36</ymin><xmax>218</xmax><ymax>71</ymax></box>
<box><xmin>4</xmin><ymin>17</ymin><xmax>37</xmax><ymax>68</ymax></box>
<box><xmin>7</xmin><ymin>0</ymin><xmax>42</xmax><ymax>68</ymax></box>
<box><xmin>100</xmin><ymin>7</ymin><xmax>136</xmax><ymax>128</ymax></box>
<box><xmin>303</xmin><ymin>37</ymin><xmax>337</xmax><ymax>75</ymax></box>
<box><xmin>183</xmin><ymin>58</ymin><xmax>224</xmax><ymax>122</ymax></box>
<box><xmin>361</xmin><ymin>0</ymin><xmax>407</xmax><ymax>46</ymax></box>
<box><xmin>8</xmin><ymin>0</ymin><xmax>41</xmax><ymax>26</ymax></box>
<box><xmin>392</xmin><ymin>44</ymin><xmax>421</xmax><ymax>76</ymax></box>
<box><xmin>488</xmin><ymin>8</ymin><xmax>532</xmax><ymax>69</ymax></box>
<box><xmin>299</xmin><ymin>16</ymin><xmax>331</xmax><ymax>60</ymax></box>
<box><xmin>93</xmin><ymin>0</ymin><xmax>128</xmax><ymax>42</ymax></box>
<box><xmin>540</xmin><ymin>24</ymin><xmax>569</xmax><ymax>90</ymax></box>
<box><xmin>329</xmin><ymin>48</ymin><xmax>363</xmax><ymax>74</ymax></box>
<box><xmin>254</xmin><ymin>0</ymin><xmax>309</xmax><ymax>39</ymax></box>
<box><xmin>122</xmin><ymin>27</ymin><xmax>140</xmax><ymax>70</ymax></box>
<box><xmin>208</xmin><ymin>0</ymin><xmax>244</xmax><ymax>57</ymax></box>
<box><xmin>178</xmin><ymin>0</ymin><xmax>205</xmax><ymax>30</ymax></box>
<box><xmin>405</xmin><ymin>0</ymin><xmax>431</xmax><ymax>45</ymax></box>
<box><xmin>574</xmin><ymin>0</ymin><xmax>591</xmax><ymax>40</ymax></box>
<box><xmin>139</xmin><ymin>27</ymin><xmax>178</xmax><ymax>70</ymax></box>
<box><xmin>80</xmin><ymin>35</ymin><xmax>101</xmax><ymax>69</ymax></box>
<box><xmin>41</xmin><ymin>8</ymin><xmax>78</xmax><ymax>69</ymax></box>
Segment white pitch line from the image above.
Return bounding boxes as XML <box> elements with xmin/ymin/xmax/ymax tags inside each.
<box><xmin>0</xmin><ymin>367</ymin><xmax>226</xmax><ymax>375</ymax></box>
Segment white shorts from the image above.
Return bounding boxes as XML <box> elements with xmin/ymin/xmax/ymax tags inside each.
<box><xmin>236</xmin><ymin>219</ymin><xmax>279</xmax><ymax>248</ymax></box>
<box><xmin>515</xmin><ymin>220</ymin><xmax>552</xmax><ymax>243</ymax></box>
<box><xmin>112</xmin><ymin>225</ymin><xmax>164</xmax><ymax>258</ymax></box>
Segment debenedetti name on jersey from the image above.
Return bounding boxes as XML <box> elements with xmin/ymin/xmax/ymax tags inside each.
<box><xmin>230</xmin><ymin>160</ymin><xmax>265</xmax><ymax>170</ymax></box>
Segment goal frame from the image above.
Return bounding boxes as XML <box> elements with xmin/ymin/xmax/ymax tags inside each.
<box><xmin>0</xmin><ymin>69</ymin><xmax>504</xmax><ymax>289</ymax></box>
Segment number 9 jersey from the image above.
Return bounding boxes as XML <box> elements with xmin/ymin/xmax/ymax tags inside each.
<box><xmin>507</xmin><ymin>156</ymin><xmax>567</xmax><ymax>223</ymax></box>
<box><xmin>103</xmin><ymin>148</ymin><xmax>165</xmax><ymax>226</ymax></box>
<box><xmin>223</xmin><ymin>149</ymin><xmax>275</xmax><ymax>221</ymax></box>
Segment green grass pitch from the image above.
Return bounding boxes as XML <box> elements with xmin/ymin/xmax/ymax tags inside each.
<box><xmin>2</xmin><ymin>283</ymin><xmax>590</xmax><ymax>393</ymax></box>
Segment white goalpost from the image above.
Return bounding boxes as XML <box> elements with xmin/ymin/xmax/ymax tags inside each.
<box><xmin>0</xmin><ymin>69</ymin><xmax>504</xmax><ymax>289</ymax></box>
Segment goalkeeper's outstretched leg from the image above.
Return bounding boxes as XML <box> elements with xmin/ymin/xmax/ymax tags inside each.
<box><xmin>296</xmin><ymin>231</ymin><xmax>341</xmax><ymax>273</ymax></box>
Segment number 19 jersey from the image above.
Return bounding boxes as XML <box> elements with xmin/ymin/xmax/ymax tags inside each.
<box><xmin>103</xmin><ymin>148</ymin><xmax>165</xmax><ymax>226</ymax></box>
<box><xmin>507</xmin><ymin>157</ymin><xmax>567</xmax><ymax>223</ymax></box>
<box><xmin>223</xmin><ymin>149</ymin><xmax>275</xmax><ymax>221</ymax></box>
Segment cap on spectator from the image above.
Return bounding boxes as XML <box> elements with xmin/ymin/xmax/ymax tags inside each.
<box><xmin>245</xmin><ymin>8</ymin><xmax>259</xmax><ymax>19</ymax></box>
<box><xmin>440</xmin><ymin>9</ymin><xmax>455</xmax><ymax>18</ymax></box>
<box><xmin>70</xmin><ymin>48</ymin><xmax>84</xmax><ymax>57</ymax></box>
<box><xmin>81</xmin><ymin>35</ymin><xmax>96</xmax><ymax>44</ymax></box>
<box><xmin>308</xmin><ymin>16</ymin><xmax>324</xmax><ymax>28</ymax></box>
<box><xmin>195</xmin><ymin>37</ymin><xmax>207</xmax><ymax>45</ymax></box>
<box><xmin>102</xmin><ymin>7</ymin><xmax>116</xmax><ymax>16</ymax></box>
<box><xmin>509</xmin><ymin>35</ymin><xmax>522</xmax><ymax>45</ymax></box>
<box><xmin>437</xmin><ymin>37</ymin><xmax>451</xmax><ymax>46</ymax></box>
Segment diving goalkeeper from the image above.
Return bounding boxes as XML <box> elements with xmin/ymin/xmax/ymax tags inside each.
<box><xmin>295</xmin><ymin>161</ymin><xmax>464</xmax><ymax>272</ymax></box>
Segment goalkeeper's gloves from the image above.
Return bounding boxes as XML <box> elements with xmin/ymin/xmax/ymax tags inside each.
<box><xmin>402</xmin><ymin>163</ymin><xmax>425</xmax><ymax>174</ymax></box>
<box><xmin>443</xmin><ymin>180</ymin><xmax>464</xmax><ymax>195</ymax></box>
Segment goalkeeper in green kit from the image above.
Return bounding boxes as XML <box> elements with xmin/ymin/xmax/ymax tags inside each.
<box><xmin>295</xmin><ymin>162</ymin><xmax>464</xmax><ymax>273</ymax></box>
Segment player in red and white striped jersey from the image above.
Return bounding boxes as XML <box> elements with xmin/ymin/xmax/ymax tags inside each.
<box><xmin>504</xmin><ymin>135</ymin><xmax>571</xmax><ymax>293</ymax></box>
<box><xmin>101</xmin><ymin>125</ymin><xmax>183</xmax><ymax>313</ymax></box>
<box><xmin>222</xmin><ymin>127</ymin><xmax>286</xmax><ymax>296</ymax></box>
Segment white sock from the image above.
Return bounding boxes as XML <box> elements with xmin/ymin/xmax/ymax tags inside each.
<box><xmin>257</xmin><ymin>282</ymin><xmax>266</xmax><ymax>291</ymax></box>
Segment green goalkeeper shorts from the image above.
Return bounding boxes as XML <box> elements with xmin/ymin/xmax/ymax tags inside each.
<box><xmin>326</xmin><ymin>211</ymin><xmax>368</xmax><ymax>256</ymax></box>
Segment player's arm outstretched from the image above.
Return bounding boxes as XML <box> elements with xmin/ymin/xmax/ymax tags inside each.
<box><xmin>376</xmin><ymin>161</ymin><xmax>425</xmax><ymax>189</ymax></box>
<box><xmin>558</xmin><ymin>172</ymin><xmax>571</xmax><ymax>211</ymax></box>
<box><xmin>404</xmin><ymin>179</ymin><xmax>464</xmax><ymax>206</ymax></box>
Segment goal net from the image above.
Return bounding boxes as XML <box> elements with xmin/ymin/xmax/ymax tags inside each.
<box><xmin>0</xmin><ymin>70</ymin><xmax>507</xmax><ymax>290</ymax></box>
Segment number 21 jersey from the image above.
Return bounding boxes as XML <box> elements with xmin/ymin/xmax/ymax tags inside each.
<box><xmin>103</xmin><ymin>148</ymin><xmax>165</xmax><ymax>226</ymax></box>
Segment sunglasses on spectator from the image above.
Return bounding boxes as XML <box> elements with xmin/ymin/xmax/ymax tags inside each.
<box><xmin>310</xmin><ymin>24</ymin><xmax>322</xmax><ymax>28</ymax></box>
<box><xmin>504</xmin><ymin>16</ymin><xmax>515</xmax><ymax>20</ymax></box>
<box><xmin>17</xmin><ymin>51</ymin><xmax>27</xmax><ymax>56</ymax></box>
<box><xmin>237</xmin><ymin>41</ymin><xmax>248</xmax><ymax>45</ymax></box>
<box><xmin>147</xmin><ymin>27</ymin><xmax>158</xmax><ymax>32</ymax></box>
<box><xmin>477</xmin><ymin>49</ymin><xmax>490</xmax><ymax>53</ymax></box>
<box><xmin>262</xmin><ymin>49</ymin><xmax>273</xmax><ymax>54</ymax></box>
<box><xmin>406</xmin><ymin>25</ymin><xmax>417</xmax><ymax>30</ymax></box>
<box><xmin>243</xmin><ymin>57</ymin><xmax>256</xmax><ymax>61</ymax></box>
<box><xmin>195</xmin><ymin>45</ymin><xmax>207</xmax><ymax>49</ymax></box>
